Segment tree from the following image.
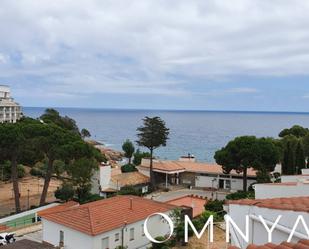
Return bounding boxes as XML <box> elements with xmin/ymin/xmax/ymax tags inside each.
<box><xmin>132</xmin><ymin>149</ymin><xmax>151</xmax><ymax>166</ymax></box>
<box><xmin>215</xmin><ymin>136</ymin><xmax>279</xmax><ymax>192</ymax></box>
<box><xmin>136</xmin><ymin>117</ymin><xmax>169</xmax><ymax>187</ymax></box>
<box><xmin>35</xmin><ymin>124</ymin><xmax>80</xmax><ymax>205</ymax></box>
<box><xmin>282</xmin><ymin>140</ymin><xmax>296</xmax><ymax>175</ymax></box>
<box><xmin>121</xmin><ymin>164</ymin><xmax>137</xmax><ymax>173</ymax></box>
<box><xmin>0</xmin><ymin>122</ymin><xmax>27</xmax><ymax>212</ymax></box>
<box><xmin>295</xmin><ymin>141</ymin><xmax>306</xmax><ymax>174</ymax></box>
<box><xmin>81</xmin><ymin>128</ymin><xmax>91</xmax><ymax>139</ymax></box>
<box><xmin>40</xmin><ymin>108</ymin><xmax>80</xmax><ymax>134</ymax></box>
<box><xmin>279</xmin><ymin>125</ymin><xmax>309</xmax><ymax>138</ymax></box>
<box><xmin>302</xmin><ymin>134</ymin><xmax>309</xmax><ymax>168</ymax></box>
<box><xmin>122</xmin><ymin>139</ymin><xmax>135</xmax><ymax>164</ymax></box>
<box><xmin>55</xmin><ymin>183</ymin><xmax>74</xmax><ymax>202</ymax></box>
<box><xmin>67</xmin><ymin>157</ymin><xmax>98</xmax><ymax>203</ymax></box>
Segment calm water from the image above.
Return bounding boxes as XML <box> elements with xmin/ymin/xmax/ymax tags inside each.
<box><xmin>23</xmin><ymin>107</ymin><xmax>309</xmax><ymax>162</ymax></box>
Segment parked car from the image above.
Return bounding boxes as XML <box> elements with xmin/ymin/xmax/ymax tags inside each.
<box><xmin>0</xmin><ymin>233</ymin><xmax>16</xmax><ymax>246</ymax></box>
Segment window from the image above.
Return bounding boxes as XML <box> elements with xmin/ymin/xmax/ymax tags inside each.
<box><xmin>115</xmin><ymin>233</ymin><xmax>120</xmax><ymax>242</ymax></box>
<box><xmin>101</xmin><ymin>237</ymin><xmax>109</xmax><ymax>249</ymax></box>
<box><xmin>141</xmin><ymin>224</ymin><xmax>145</xmax><ymax>236</ymax></box>
<box><xmin>59</xmin><ymin>230</ymin><xmax>64</xmax><ymax>244</ymax></box>
<box><xmin>129</xmin><ymin>228</ymin><xmax>135</xmax><ymax>241</ymax></box>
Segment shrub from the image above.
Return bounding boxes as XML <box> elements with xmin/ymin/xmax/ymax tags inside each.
<box><xmin>121</xmin><ymin>164</ymin><xmax>137</xmax><ymax>173</ymax></box>
<box><xmin>132</xmin><ymin>149</ymin><xmax>151</xmax><ymax>166</ymax></box>
<box><xmin>55</xmin><ymin>183</ymin><xmax>74</xmax><ymax>202</ymax></box>
<box><xmin>118</xmin><ymin>186</ymin><xmax>141</xmax><ymax>196</ymax></box>
<box><xmin>226</xmin><ymin>191</ymin><xmax>255</xmax><ymax>200</ymax></box>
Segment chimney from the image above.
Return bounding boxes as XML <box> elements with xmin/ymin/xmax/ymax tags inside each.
<box><xmin>130</xmin><ymin>198</ymin><xmax>133</xmax><ymax>210</ymax></box>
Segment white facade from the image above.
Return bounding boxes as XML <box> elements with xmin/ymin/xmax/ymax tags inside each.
<box><xmin>227</xmin><ymin>204</ymin><xmax>309</xmax><ymax>248</ymax></box>
<box><xmin>0</xmin><ymin>85</ymin><xmax>22</xmax><ymax>123</ymax></box>
<box><xmin>194</xmin><ymin>175</ymin><xmax>256</xmax><ymax>191</ymax></box>
<box><xmin>91</xmin><ymin>164</ymin><xmax>112</xmax><ymax>195</ymax></box>
<box><xmin>42</xmin><ymin>212</ymin><xmax>172</xmax><ymax>249</ymax></box>
<box><xmin>255</xmin><ymin>181</ymin><xmax>309</xmax><ymax>199</ymax></box>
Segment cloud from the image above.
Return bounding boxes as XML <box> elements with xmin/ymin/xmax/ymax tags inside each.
<box><xmin>0</xmin><ymin>0</ymin><xmax>309</xmax><ymax>103</ymax></box>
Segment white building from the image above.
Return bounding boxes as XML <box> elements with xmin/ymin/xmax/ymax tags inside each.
<box><xmin>254</xmin><ymin>168</ymin><xmax>309</xmax><ymax>199</ymax></box>
<box><xmin>0</xmin><ymin>85</ymin><xmax>22</xmax><ymax>123</ymax></box>
<box><xmin>40</xmin><ymin>195</ymin><xmax>175</xmax><ymax>249</ymax></box>
<box><xmin>225</xmin><ymin>196</ymin><xmax>309</xmax><ymax>248</ymax></box>
<box><xmin>91</xmin><ymin>163</ymin><xmax>150</xmax><ymax>197</ymax></box>
<box><xmin>138</xmin><ymin>158</ymin><xmax>257</xmax><ymax>191</ymax></box>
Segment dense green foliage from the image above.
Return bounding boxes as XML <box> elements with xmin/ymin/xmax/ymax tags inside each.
<box><xmin>132</xmin><ymin>149</ymin><xmax>151</xmax><ymax>166</ymax></box>
<box><xmin>279</xmin><ymin>126</ymin><xmax>309</xmax><ymax>175</ymax></box>
<box><xmin>0</xmin><ymin>161</ymin><xmax>25</xmax><ymax>181</ymax></box>
<box><xmin>215</xmin><ymin>136</ymin><xmax>280</xmax><ymax>191</ymax></box>
<box><xmin>121</xmin><ymin>163</ymin><xmax>137</xmax><ymax>173</ymax></box>
<box><xmin>136</xmin><ymin>116</ymin><xmax>169</xmax><ymax>186</ymax></box>
<box><xmin>0</xmin><ymin>109</ymin><xmax>104</xmax><ymax>211</ymax></box>
<box><xmin>279</xmin><ymin>125</ymin><xmax>309</xmax><ymax>138</ymax></box>
<box><xmin>117</xmin><ymin>186</ymin><xmax>142</xmax><ymax>196</ymax></box>
<box><xmin>55</xmin><ymin>183</ymin><xmax>74</xmax><ymax>202</ymax></box>
<box><xmin>81</xmin><ymin>128</ymin><xmax>91</xmax><ymax>139</ymax></box>
<box><xmin>122</xmin><ymin>139</ymin><xmax>135</xmax><ymax>164</ymax></box>
<box><xmin>225</xmin><ymin>191</ymin><xmax>255</xmax><ymax>200</ymax></box>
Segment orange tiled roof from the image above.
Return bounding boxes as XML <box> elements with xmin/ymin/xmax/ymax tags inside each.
<box><xmin>40</xmin><ymin>195</ymin><xmax>176</xmax><ymax>236</ymax></box>
<box><xmin>166</xmin><ymin>195</ymin><xmax>207</xmax><ymax>218</ymax></box>
<box><xmin>38</xmin><ymin>201</ymin><xmax>79</xmax><ymax>216</ymax></box>
<box><xmin>228</xmin><ymin>196</ymin><xmax>309</xmax><ymax>213</ymax></box>
<box><xmin>140</xmin><ymin>160</ymin><xmax>257</xmax><ymax>177</ymax></box>
<box><xmin>111</xmin><ymin>172</ymin><xmax>149</xmax><ymax>186</ymax></box>
<box><xmin>229</xmin><ymin>239</ymin><xmax>309</xmax><ymax>249</ymax></box>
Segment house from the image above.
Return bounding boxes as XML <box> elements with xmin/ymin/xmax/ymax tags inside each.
<box><xmin>165</xmin><ymin>195</ymin><xmax>207</xmax><ymax>218</ymax></box>
<box><xmin>225</xmin><ymin>196</ymin><xmax>309</xmax><ymax>248</ymax></box>
<box><xmin>254</xmin><ymin>169</ymin><xmax>309</xmax><ymax>199</ymax></box>
<box><xmin>40</xmin><ymin>195</ymin><xmax>176</xmax><ymax>249</ymax></box>
<box><xmin>91</xmin><ymin>163</ymin><xmax>150</xmax><ymax>198</ymax></box>
<box><xmin>0</xmin><ymin>85</ymin><xmax>22</xmax><ymax>123</ymax></box>
<box><xmin>228</xmin><ymin>239</ymin><xmax>309</xmax><ymax>249</ymax></box>
<box><xmin>138</xmin><ymin>158</ymin><xmax>257</xmax><ymax>191</ymax></box>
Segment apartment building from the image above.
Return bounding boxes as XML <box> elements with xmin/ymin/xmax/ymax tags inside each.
<box><xmin>0</xmin><ymin>85</ymin><xmax>22</xmax><ymax>123</ymax></box>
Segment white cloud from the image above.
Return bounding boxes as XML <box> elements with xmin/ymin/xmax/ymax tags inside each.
<box><xmin>0</xmin><ymin>0</ymin><xmax>309</xmax><ymax>99</ymax></box>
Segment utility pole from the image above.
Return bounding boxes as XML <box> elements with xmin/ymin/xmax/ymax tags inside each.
<box><xmin>27</xmin><ymin>189</ymin><xmax>30</xmax><ymax>210</ymax></box>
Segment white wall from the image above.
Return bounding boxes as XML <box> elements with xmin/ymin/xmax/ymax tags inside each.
<box><xmin>100</xmin><ymin>165</ymin><xmax>112</xmax><ymax>190</ymax></box>
<box><xmin>228</xmin><ymin>204</ymin><xmax>309</xmax><ymax>248</ymax></box>
<box><xmin>42</xmin><ymin>219</ymin><xmax>94</xmax><ymax>249</ymax></box>
<box><xmin>281</xmin><ymin>175</ymin><xmax>309</xmax><ymax>182</ymax></box>
<box><xmin>195</xmin><ymin>175</ymin><xmax>256</xmax><ymax>191</ymax></box>
<box><xmin>255</xmin><ymin>183</ymin><xmax>309</xmax><ymax>199</ymax></box>
<box><xmin>302</xmin><ymin>169</ymin><xmax>309</xmax><ymax>175</ymax></box>
<box><xmin>42</xmin><ymin>211</ymin><xmax>172</xmax><ymax>249</ymax></box>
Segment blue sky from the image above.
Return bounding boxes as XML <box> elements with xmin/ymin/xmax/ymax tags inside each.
<box><xmin>1</xmin><ymin>0</ymin><xmax>309</xmax><ymax>112</ymax></box>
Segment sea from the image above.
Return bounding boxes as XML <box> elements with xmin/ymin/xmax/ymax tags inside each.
<box><xmin>23</xmin><ymin>107</ymin><xmax>309</xmax><ymax>162</ymax></box>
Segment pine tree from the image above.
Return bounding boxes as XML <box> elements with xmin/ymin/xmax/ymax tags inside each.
<box><xmin>282</xmin><ymin>141</ymin><xmax>295</xmax><ymax>175</ymax></box>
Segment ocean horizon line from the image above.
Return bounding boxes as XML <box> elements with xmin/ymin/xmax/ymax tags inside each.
<box><xmin>23</xmin><ymin>106</ymin><xmax>309</xmax><ymax>115</ymax></box>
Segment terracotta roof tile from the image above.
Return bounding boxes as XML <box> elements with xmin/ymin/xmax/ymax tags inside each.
<box><xmin>40</xmin><ymin>195</ymin><xmax>176</xmax><ymax>236</ymax></box>
<box><xmin>228</xmin><ymin>196</ymin><xmax>309</xmax><ymax>213</ymax></box>
<box><xmin>37</xmin><ymin>201</ymin><xmax>79</xmax><ymax>216</ymax></box>
<box><xmin>111</xmin><ymin>172</ymin><xmax>149</xmax><ymax>186</ymax></box>
<box><xmin>140</xmin><ymin>160</ymin><xmax>257</xmax><ymax>177</ymax></box>
<box><xmin>166</xmin><ymin>195</ymin><xmax>207</xmax><ymax>218</ymax></box>
<box><xmin>229</xmin><ymin>239</ymin><xmax>309</xmax><ymax>249</ymax></box>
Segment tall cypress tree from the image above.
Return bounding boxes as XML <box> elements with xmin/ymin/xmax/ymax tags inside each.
<box><xmin>282</xmin><ymin>141</ymin><xmax>295</xmax><ymax>175</ymax></box>
<box><xmin>295</xmin><ymin>141</ymin><xmax>306</xmax><ymax>174</ymax></box>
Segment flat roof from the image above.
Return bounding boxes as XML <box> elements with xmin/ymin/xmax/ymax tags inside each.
<box><xmin>166</xmin><ymin>195</ymin><xmax>207</xmax><ymax>218</ymax></box>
